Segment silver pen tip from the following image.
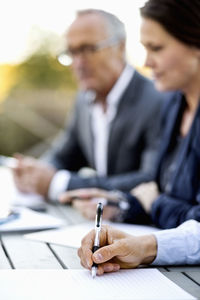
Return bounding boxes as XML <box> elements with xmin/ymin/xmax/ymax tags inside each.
<box><xmin>91</xmin><ymin>268</ymin><xmax>96</xmax><ymax>278</ymax></box>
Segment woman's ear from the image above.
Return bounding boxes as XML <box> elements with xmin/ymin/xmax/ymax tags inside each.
<box><xmin>194</xmin><ymin>47</ymin><xmax>200</xmax><ymax>59</ymax></box>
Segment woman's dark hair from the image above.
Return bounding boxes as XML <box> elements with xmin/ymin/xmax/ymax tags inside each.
<box><xmin>140</xmin><ymin>0</ymin><xmax>200</xmax><ymax>48</ymax></box>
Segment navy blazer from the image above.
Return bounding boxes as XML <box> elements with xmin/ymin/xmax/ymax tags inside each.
<box><xmin>151</xmin><ymin>92</ymin><xmax>200</xmax><ymax>228</ymax></box>
<box><xmin>44</xmin><ymin>70</ymin><xmax>164</xmax><ymax>191</ymax></box>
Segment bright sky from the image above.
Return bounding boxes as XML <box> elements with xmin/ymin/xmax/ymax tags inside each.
<box><xmin>0</xmin><ymin>0</ymin><xmax>147</xmax><ymax>66</ymax></box>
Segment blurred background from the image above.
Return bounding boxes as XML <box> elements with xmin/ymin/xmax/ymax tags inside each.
<box><xmin>0</xmin><ymin>0</ymin><xmax>147</xmax><ymax>157</ymax></box>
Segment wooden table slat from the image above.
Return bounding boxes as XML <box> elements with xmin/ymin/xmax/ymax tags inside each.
<box><xmin>167</xmin><ymin>266</ymin><xmax>200</xmax><ymax>272</ymax></box>
<box><xmin>58</xmin><ymin>205</ymin><xmax>87</xmax><ymax>224</ymax></box>
<box><xmin>2</xmin><ymin>235</ymin><xmax>63</xmax><ymax>269</ymax></box>
<box><xmin>45</xmin><ymin>203</ymin><xmax>71</xmax><ymax>224</ymax></box>
<box><xmin>50</xmin><ymin>244</ymin><xmax>83</xmax><ymax>269</ymax></box>
<box><xmin>185</xmin><ymin>271</ymin><xmax>200</xmax><ymax>285</ymax></box>
<box><xmin>163</xmin><ymin>271</ymin><xmax>200</xmax><ymax>299</ymax></box>
<box><xmin>0</xmin><ymin>240</ymin><xmax>11</xmax><ymax>269</ymax></box>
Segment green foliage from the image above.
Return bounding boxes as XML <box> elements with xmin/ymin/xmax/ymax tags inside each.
<box><xmin>0</xmin><ymin>114</ymin><xmax>40</xmax><ymax>156</ymax></box>
<box><xmin>13</xmin><ymin>53</ymin><xmax>77</xmax><ymax>90</ymax></box>
<box><xmin>0</xmin><ymin>30</ymin><xmax>77</xmax><ymax>156</ymax></box>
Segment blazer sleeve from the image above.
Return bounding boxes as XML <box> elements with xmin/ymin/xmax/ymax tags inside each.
<box><xmin>151</xmin><ymin>193</ymin><xmax>200</xmax><ymax>229</ymax></box>
<box><xmin>68</xmin><ymin>171</ymin><xmax>154</xmax><ymax>191</ymax></box>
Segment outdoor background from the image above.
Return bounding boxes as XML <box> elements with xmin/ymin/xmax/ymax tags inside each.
<box><xmin>0</xmin><ymin>0</ymin><xmax>147</xmax><ymax>157</ymax></box>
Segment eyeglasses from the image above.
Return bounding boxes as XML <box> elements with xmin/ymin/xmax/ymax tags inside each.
<box><xmin>57</xmin><ymin>37</ymin><xmax>120</xmax><ymax>66</ymax></box>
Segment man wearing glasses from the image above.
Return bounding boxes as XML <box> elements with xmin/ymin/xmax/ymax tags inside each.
<box><xmin>13</xmin><ymin>9</ymin><xmax>165</xmax><ymax>202</ymax></box>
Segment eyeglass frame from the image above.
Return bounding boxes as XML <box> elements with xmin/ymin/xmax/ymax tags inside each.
<box><xmin>60</xmin><ymin>36</ymin><xmax>123</xmax><ymax>59</ymax></box>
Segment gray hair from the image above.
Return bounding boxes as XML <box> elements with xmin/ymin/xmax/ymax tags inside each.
<box><xmin>77</xmin><ymin>9</ymin><xmax>126</xmax><ymax>42</ymax></box>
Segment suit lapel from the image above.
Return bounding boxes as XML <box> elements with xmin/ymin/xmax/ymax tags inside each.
<box><xmin>171</xmin><ymin>101</ymin><xmax>200</xmax><ymax>190</ymax></box>
<box><xmin>107</xmin><ymin>72</ymin><xmax>140</xmax><ymax>174</ymax></box>
<box><xmin>155</xmin><ymin>93</ymin><xmax>183</xmax><ymax>183</ymax></box>
<box><xmin>80</xmin><ymin>98</ymin><xmax>95</xmax><ymax>168</ymax></box>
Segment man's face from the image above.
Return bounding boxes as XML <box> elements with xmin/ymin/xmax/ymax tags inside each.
<box><xmin>66</xmin><ymin>14</ymin><xmax>125</xmax><ymax>97</ymax></box>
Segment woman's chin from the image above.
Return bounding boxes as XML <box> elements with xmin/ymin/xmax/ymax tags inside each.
<box><xmin>154</xmin><ymin>82</ymin><xmax>172</xmax><ymax>92</ymax></box>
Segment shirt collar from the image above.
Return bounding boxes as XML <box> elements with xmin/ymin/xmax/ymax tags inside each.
<box><xmin>107</xmin><ymin>64</ymin><xmax>135</xmax><ymax>108</ymax></box>
<box><xmin>85</xmin><ymin>64</ymin><xmax>135</xmax><ymax>106</ymax></box>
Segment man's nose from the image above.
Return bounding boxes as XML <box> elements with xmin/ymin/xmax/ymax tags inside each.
<box><xmin>71</xmin><ymin>55</ymin><xmax>85</xmax><ymax>70</ymax></box>
<box><xmin>72</xmin><ymin>52</ymin><xmax>88</xmax><ymax>65</ymax></box>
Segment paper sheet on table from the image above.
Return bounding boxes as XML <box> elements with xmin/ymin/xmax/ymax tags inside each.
<box><xmin>24</xmin><ymin>222</ymin><xmax>160</xmax><ymax>248</ymax></box>
<box><xmin>0</xmin><ymin>207</ymin><xmax>65</xmax><ymax>233</ymax></box>
<box><xmin>0</xmin><ymin>269</ymin><xmax>195</xmax><ymax>300</ymax></box>
<box><xmin>0</xmin><ymin>167</ymin><xmax>46</xmax><ymax>211</ymax></box>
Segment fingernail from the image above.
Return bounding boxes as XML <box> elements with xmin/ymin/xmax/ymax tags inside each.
<box><xmin>104</xmin><ymin>265</ymin><xmax>112</xmax><ymax>272</ymax></box>
<box><xmin>113</xmin><ymin>264</ymin><xmax>120</xmax><ymax>271</ymax></box>
<box><xmin>87</xmin><ymin>260</ymin><xmax>91</xmax><ymax>268</ymax></box>
<box><xmin>93</xmin><ymin>253</ymin><xmax>103</xmax><ymax>262</ymax></box>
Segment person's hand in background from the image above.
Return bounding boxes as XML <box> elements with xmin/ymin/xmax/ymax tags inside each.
<box><xmin>59</xmin><ymin>188</ymin><xmax>120</xmax><ymax>220</ymax></box>
<box><xmin>12</xmin><ymin>154</ymin><xmax>56</xmax><ymax>197</ymax></box>
<box><xmin>131</xmin><ymin>181</ymin><xmax>160</xmax><ymax>213</ymax></box>
<box><xmin>59</xmin><ymin>188</ymin><xmax>114</xmax><ymax>204</ymax></box>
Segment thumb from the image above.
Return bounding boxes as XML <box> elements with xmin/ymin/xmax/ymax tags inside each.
<box><xmin>93</xmin><ymin>241</ymin><xmax>123</xmax><ymax>263</ymax></box>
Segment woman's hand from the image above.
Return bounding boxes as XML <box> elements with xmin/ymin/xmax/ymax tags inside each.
<box><xmin>78</xmin><ymin>225</ymin><xmax>157</xmax><ymax>276</ymax></box>
<box><xmin>12</xmin><ymin>154</ymin><xmax>56</xmax><ymax>197</ymax></box>
<box><xmin>131</xmin><ymin>181</ymin><xmax>160</xmax><ymax>212</ymax></box>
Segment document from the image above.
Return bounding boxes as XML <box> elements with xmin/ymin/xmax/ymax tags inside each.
<box><xmin>0</xmin><ymin>207</ymin><xmax>65</xmax><ymax>233</ymax></box>
<box><xmin>0</xmin><ymin>269</ymin><xmax>195</xmax><ymax>300</ymax></box>
<box><xmin>0</xmin><ymin>167</ymin><xmax>47</xmax><ymax>211</ymax></box>
<box><xmin>24</xmin><ymin>222</ymin><xmax>159</xmax><ymax>248</ymax></box>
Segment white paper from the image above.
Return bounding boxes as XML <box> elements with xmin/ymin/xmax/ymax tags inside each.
<box><xmin>0</xmin><ymin>207</ymin><xmax>65</xmax><ymax>232</ymax></box>
<box><xmin>0</xmin><ymin>167</ymin><xmax>46</xmax><ymax>211</ymax></box>
<box><xmin>24</xmin><ymin>222</ymin><xmax>159</xmax><ymax>248</ymax></box>
<box><xmin>0</xmin><ymin>269</ymin><xmax>195</xmax><ymax>300</ymax></box>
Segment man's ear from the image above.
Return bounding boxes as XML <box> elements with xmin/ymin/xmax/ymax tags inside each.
<box><xmin>117</xmin><ymin>40</ymin><xmax>126</xmax><ymax>61</ymax></box>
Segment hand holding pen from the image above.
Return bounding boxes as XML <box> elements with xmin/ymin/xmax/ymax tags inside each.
<box><xmin>78</xmin><ymin>224</ymin><xmax>157</xmax><ymax>276</ymax></box>
<box><xmin>91</xmin><ymin>202</ymin><xmax>103</xmax><ymax>278</ymax></box>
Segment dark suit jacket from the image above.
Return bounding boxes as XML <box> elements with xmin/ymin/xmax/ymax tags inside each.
<box><xmin>150</xmin><ymin>92</ymin><xmax>200</xmax><ymax>228</ymax></box>
<box><xmin>45</xmin><ymin>70</ymin><xmax>165</xmax><ymax>191</ymax></box>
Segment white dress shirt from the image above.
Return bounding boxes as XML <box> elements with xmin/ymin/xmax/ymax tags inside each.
<box><xmin>152</xmin><ymin>220</ymin><xmax>200</xmax><ymax>265</ymax></box>
<box><xmin>48</xmin><ymin>64</ymin><xmax>134</xmax><ymax>201</ymax></box>
<box><xmin>92</xmin><ymin>64</ymin><xmax>134</xmax><ymax>175</ymax></box>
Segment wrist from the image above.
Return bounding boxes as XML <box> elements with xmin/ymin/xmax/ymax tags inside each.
<box><xmin>107</xmin><ymin>190</ymin><xmax>130</xmax><ymax>222</ymax></box>
<box><xmin>39</xmin><ymin>168</ymin><xmax>56</xmax><ymax>197</ymax></box>
<box><xmin>140</xmin><ymin>234</ymin><xmax>157</xmax><ymax>265</ymax></box>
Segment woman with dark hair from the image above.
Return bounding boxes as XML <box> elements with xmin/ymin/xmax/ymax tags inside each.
<box><xmin>60</xmin><ymin>0</ymin><xmax>200</xmax><ymax>230</ymax></box>
<box><xmin>136</xmin><ymin>0</ymin><xmax>200</xmax><ymax>229</ymax></box>
<box><xmin>77</xmin><ymin>0</ymin><xmax>200</xmax><ymax>273</ymax></box>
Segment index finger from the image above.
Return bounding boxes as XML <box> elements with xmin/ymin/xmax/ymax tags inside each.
<box><xmin>78</xmin><ymin>229</ymin><xmax>95</xmax><ymax>269</ymax></box>
<box><xmin>78</xmin><ymin>226</ymin><xmax>108</xmax><ymax>269</ymax></box>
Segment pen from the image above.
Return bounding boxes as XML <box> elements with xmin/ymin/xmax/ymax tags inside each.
<box><xmin>91</xmin><ymin>202</ymin><xmax>103</xmax><ymax>278</ymax></box>
<box><xmin>0</xmin><ymin>209</ymin><xmax>20</xmax><ymax>225</ymax></box>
